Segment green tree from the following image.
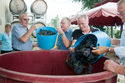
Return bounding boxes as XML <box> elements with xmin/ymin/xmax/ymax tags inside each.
<box><xmin>72</xmin><ymin>0</ymin><xmax>104</xmax><ymax>9</ymax></box>
<box><xmin>72</xmin><ymin>0</ymin><xmax>105</xmax><ymax>31</ymax></box>
<box><xmin>114</xmin><ymin>30</ymin><xmax>121</xmax><ymax>39</ymax></box>
<box><xmin>105</xmin><ymin>27</ymin><xmax>111</xmax><ymax>37</ymax></box>
<box><xmin>93</xmin><ymin>25</ymin><xmax>105</xmax><ymax>31</ymax></box>
<box><xmin>50</xmin><ymin>15</ymin><xmax>60</xmax><ymax>28</ymax></box>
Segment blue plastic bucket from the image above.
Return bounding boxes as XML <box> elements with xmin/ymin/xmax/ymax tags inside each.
<box><xmin>36</xmin><ymin>27</ymin><xmax>57</xmax><ymax>50</ymax></box>
<box><xmin>73</xmin><ymin>31</ymin><xmax>111</xmax><ymax>63</ymax></box>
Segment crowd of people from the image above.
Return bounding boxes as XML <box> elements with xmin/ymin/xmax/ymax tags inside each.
<box><xmin>0</xmin><ymin>0</ymin><xmax>125</xmax><ymax>76</ymax></box>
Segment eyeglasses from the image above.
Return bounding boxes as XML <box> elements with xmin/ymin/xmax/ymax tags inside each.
<box><xmin>23</xmin><ymin>18</ymin><xmax>29</xmax><ymax>21</ymax></box>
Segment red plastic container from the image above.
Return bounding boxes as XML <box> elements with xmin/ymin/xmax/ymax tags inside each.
<box><xmin>0</xmin><ymin>50</ymin><xmax>117</xmax><ymax>83</ymax></box>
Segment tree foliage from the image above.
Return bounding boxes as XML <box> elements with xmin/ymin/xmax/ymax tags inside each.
<box><xmin>50</xmin><ymin>15</ymin><xmax>60</xmax><ymax>28</ymax></box>
<box><xmin>72</xmin><ymin>0</ymin><xmax>104</xmax><ymax>9</ymax></box>
<box><xmin>93</xmin><ymin>25</ymin><xmax>105</xmax><ymax>31</ymax></box>
<box><xmin>105</xmin><ymin>27</ymin><xmax>111</xmax><ymax>37</ymax></box>
<box><xmin>72</xmin><ymin>0</ymin><xmax>105</xmax><ymax>31</ymax></box>
<box><xmin>114</xmin><ymin>29</ymin><xmax>121</xmax><ymax>39</ymax></box>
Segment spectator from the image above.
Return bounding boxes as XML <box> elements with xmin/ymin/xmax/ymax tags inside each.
<box><xmin>0</xmin><ymin>24</ymin><xmax>13</xmax><ymax>54</ymax></box>
<box><xmin>12</xmin><ymin>13</ymin><xmax>37</xmax><ymax>51</ymax></box>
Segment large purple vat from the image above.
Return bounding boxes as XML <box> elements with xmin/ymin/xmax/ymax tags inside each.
<box><xmin>0</xmin><ymin>50</ymin><xmax>117</xmax><ymax>83</ymax></box>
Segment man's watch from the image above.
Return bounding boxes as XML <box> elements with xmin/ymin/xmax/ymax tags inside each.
<box><xmin>108</xmin><ymin>47</ymin><xmax>111</xmax><ymax>52</ymax></box>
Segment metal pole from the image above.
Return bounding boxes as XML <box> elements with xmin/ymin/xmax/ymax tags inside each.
<box><xmin>111</xmin><ymin>26</ymin><xmax>113</xmax><ymax>38</ymax></box>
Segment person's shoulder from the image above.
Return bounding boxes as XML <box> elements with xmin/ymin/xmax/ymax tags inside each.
<box><xmin>91</xmin><ymin>27</ymin><xmax>100</xmax><ymax>32</ymax></box>
<box><xmin>73</xmin><ymin>29</ymin><xmax>81</xmax><ymax>33</ymax></box>
<box><xmin>68</xmin><ymin>28</ymin><xmax>73</xmax><ymax>31</ymax></box>
<box><xmin>12</xmin><ymin>23</ymin><xmax>21</xmax><ymax>30</ymax></box>
<box><xmin>67</xmin><ymin>28</ymin><xmax>73</xmax><ymax>33</ymax></box>
<box><xmin>1</xmin><ymin>32</ymin><xmax>6</xmax><ymax>35</ymax></box>
<box><xmin>72</xmin><ymin>29</ymin><xmax>82</xmax><ymax>36</ymax></box>
<box><xmin>0</xmin><ymin>32</ymin><xmax>6</xmax><ymax>38</ymax></box>
<box><xmin>14</xmin><ymin>23</ymin><xmax>21</xmax><ymax>27</ymax></box>
<box><xmin>0</xmin><ymin>32</ymin><xmax>4</xmax><ymax>36</ymax></box>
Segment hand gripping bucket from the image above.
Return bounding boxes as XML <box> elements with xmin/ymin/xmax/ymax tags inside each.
<box><xmin>72</xmin><ymin>31</ymin><xmax>111</xmax><ymax>63</ymax></box>
<box><xmin>36</xmin><ymin>27</ymin><xmax>57</xmax><ymax>50</ymax></box>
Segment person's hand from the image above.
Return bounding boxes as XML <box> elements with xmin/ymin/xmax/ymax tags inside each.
<box><xmin>33</xmin><ymin>43</ymin><xmax>38</xmax><ymax>47</ymax></box>
<box><xmin>57</xmin><ymin>28</ymin><xmax>64</xmax><ymax>34</ymax></box>
<box><xmin>104</xmin><ymin>60</ymin><xmax>120</xmax><ymax>73</ymax></box>
<box><xmin>30</xmin><ymin>25</ymin><xmax>37</xmax><ymax>31</ymax></box>
<box><xmin>92</xmin><ymin>46</ymin><xmax>109</xmax><ymax>55</ymax></box>
<box><xmin>69</xmin><ymin>47</ymin><xmax>75</xmax><ymax>52</ymax></box>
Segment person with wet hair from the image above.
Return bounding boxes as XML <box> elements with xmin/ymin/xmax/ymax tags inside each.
<box><xmin>54</xmin><ymin>17</ymin><xmax>73</xmax><ymax>50</ymax></box>
<box><xmin>12</xmin><ymin>13</ymin><xmax>37</xmax><ymax>51</ymax></box>
<box><xmin>0</xmin><ymin>24</ymin><xmax>13</xmax><ymax>54</ymax></box>
<box><xmin>92</xmin><ymin>0</ymin><xmax>125</xmax><ymax>75</ymax></box>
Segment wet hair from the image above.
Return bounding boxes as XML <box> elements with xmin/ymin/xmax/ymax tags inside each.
<box><xmin>78</xmin><ymin>14</ymin><xmax>89</xmax><ymax>22</ymax></box>
<box><xmin>117</xmin><ymin>0</ymin><xmax>125</xmax><ymax>6</ymax></box>
<box><xmin>5</xmin><ymin>24</ymin><xmax>11</xmax><ymax>28</ymax></box>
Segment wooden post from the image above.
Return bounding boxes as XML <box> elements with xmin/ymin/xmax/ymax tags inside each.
<box><xmin>111</xmin><ymin>26</ymin><xmax>113</xmax><ymax>38</ymax></box>
<box><xmin>120</xmin><ymin>25</ymin><xmax>123</xmax><ymax>37</ymax></box>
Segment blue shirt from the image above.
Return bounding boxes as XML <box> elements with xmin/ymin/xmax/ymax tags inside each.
<box><xmin>12</xmin><ymin>23</ymin><xmax>32</xmax><ymax>51</ymax></box>
<box><xmin>56</xmin><ymin>29</ymin><xmax>73</xmax><ymax>50</ymax></box>
<box><xmin>0</xmin><ymin>32</ymin><xmax>12</xmax><ymax>51</ymax></box>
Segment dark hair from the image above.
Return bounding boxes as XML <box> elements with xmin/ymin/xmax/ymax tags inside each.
<box><xmin>5</xmin><ymin>24</ymin><xmax>11</xmax><ymax>28</ymax></box>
